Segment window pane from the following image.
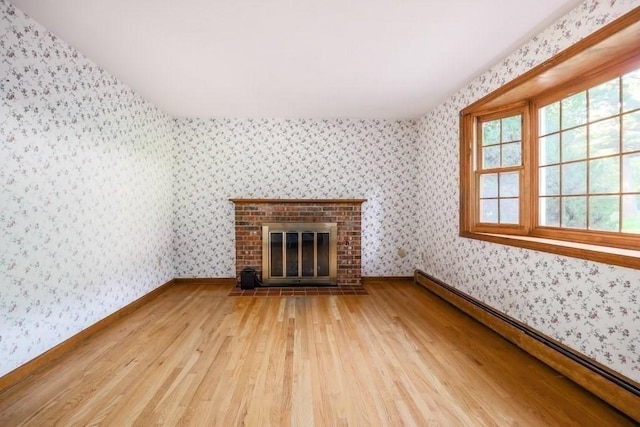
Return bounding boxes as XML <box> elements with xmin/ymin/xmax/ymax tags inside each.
<box><xmin>482</xmin><ymin>120</ymin><xmax>500</xmax><ymax>145</ymax></box>
<box><xmin>499</xmin><ymin>172</ymin><xmax>519</xmax><ymax>197</ymax></box>
<box><xmin>622</xmin><ymin>153</ymin><xmax>640</xmax><ymax>192</ymax></box>
<box><xmin>480</xmin><ymin>199</ymin><xmax>498</xmax><ymax>223</ymax></box>
<box><xmin>539</xmin><ymin>134</ymin><xmax>560</xmax><ymax>166</ymax></box>
<box><xmin>502</xmin><ymin>115</ymin><xmax>521</xmax><ymax>142</ymax></box>
<box><xmin>589</xmin><ymin>117</ymin><xmax>620</xmax><ymax>157</ymax></box>
<box><xmin>622</xmin><ymin>195</ymin><xmax>640</xmax><ymax>234</ymax></box>
<box><xmin>502</xmin><ymin>142</ymin><xmax>521</xmax><ymax>167</ymax></box>
<box><xmin>589</xmin><ymin>77</ymin><xmax>620</xmax><ymax>121</ymax></box>
<box><xmin>622</xmin><ymin>69</ymin><xmax>640</xmax><ymax>113</ymax></box>
<box><xmin>562</xmin><ymin>161</ymin><xmax>587</xmax><ymax>195</ymax></box>
<box><xmin>500</xmin><ymin>198</ymin><xmax>519</xmax><ymax>224</ymax></box>
<box><xmin>623</xmin><ymin>110</ymin><xmax>640</xmax><ymax>152</ymax></box>
<box><xmin>540</xmin><ymin>165</ymin><xmax>560</xmax><ymax>196</ymax></box>
<box><xmin>562</xmin><ymin>91</ymin><xmax>587</xmax><ymax>129</ymax></box>
<box><xmin>589</xmin><ymin>157</ymin><xmax>619</xmax><ymax>194</ymax></box>
<box><xmin>482</xmin><ymin>145</ymin><xmax>500</xmax><ymax>169</ymax></box>
<box><xmin>562</xmin><ymin>196</ymin><xmax>587</xmax><ymax>229</ymax></box>
<box><xmin>539</xmin><ymin>197</ymin><xmax>560</xmax><ymax>227</ymax></box>
<box><xmin>480</xmin><ymin>173</ymin><xmax>498</xmax><ymax>198</ymax></box>
<box><xmin>589</xmin><ymin>195</ymin><xmax>620</xmax><ymax>232</ymax></box>
<box><xmin>539</xmin><ymin>102</ymin><xmax>560</xmax><ymax>135</ymax></box>
<box><xmin>561</xmin><ymin>126</ymin><xmax>587</xmax><ymax>162</ymax></box>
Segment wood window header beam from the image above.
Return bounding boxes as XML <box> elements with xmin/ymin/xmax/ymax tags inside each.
<box><xmin>462</xmin><ymin>7</ymin><xmax>640</xmax><ymax>115</ymax></box>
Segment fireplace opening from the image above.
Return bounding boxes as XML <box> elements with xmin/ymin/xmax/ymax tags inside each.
<box><xmin>262</xmin><ymin>222</ymin><xmax>337</xmax><ymax>286</ymax></box>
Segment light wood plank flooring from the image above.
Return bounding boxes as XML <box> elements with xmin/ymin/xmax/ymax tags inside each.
<box><xmin>0</xmin><ymin>282</ymin><xmax>633</xmax><ymax>426</ymax></box>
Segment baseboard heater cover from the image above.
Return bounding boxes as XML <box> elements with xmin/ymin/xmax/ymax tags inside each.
<box><xmin>413</xmin><ymin>269</ymin><xmax>639</xmax><ymax>422</ymax></box>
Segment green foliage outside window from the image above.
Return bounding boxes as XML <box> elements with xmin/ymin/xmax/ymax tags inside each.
<box><xmin>538</xmin><ymin>68</ymin><xmax>640</xmax><ymax>234</ymax></box>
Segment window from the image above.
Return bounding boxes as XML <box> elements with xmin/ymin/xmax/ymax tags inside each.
<box><xmin>460</xmin><ymin>8</ymin><xmax>640</xmax><ymax>269</ymax></box>
<box><xmin>537</xmin><ymin>71</ymin><xmax>640</xmax><ymax>234</ymax></box>
<box><xmin>477</xmin><ymin>111</ymin><xmax>524</xmax><ymax>226</ymax></box>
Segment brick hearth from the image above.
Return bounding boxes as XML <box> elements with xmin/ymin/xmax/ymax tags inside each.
<box><xmin>230</xmin><ymin>199</ymin><xmax>366</xmax><ymax>286</ymax></box>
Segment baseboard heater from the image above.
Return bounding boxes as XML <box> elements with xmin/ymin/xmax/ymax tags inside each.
<box><xmin>413</xmin><ymin>269</ymin><xmax>640</xmax><ymax>422</ymax></box>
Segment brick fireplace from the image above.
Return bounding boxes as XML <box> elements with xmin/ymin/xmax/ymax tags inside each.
<box><xmin>230</xmin><ymin>199</ymin><xmax>366</xmax><ymax>286</ymax></box>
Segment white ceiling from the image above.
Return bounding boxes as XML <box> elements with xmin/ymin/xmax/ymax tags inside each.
<box><xmin>10</xmin><ymin>0</ymin><xmax>581</xmax><ymax>119</ymax></box>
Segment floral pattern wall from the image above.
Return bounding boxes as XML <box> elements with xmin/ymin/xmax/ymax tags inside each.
<box><xmin>172</xmin><ymin>118</ymin><xmax>421</xmax><ymax>278</ymax></box>
<box><xmin>2</xmin><ymin>0</ymin><xmax>638</xmax><ymax>389</ymax></box>
<box><xmin>417</xmin><ymin>0</ymin><xmax>640</xmax><ymax>382</ymax></box>
<box><xmin>0</xmin><ymin>1</ymin><xmax>175</xmax><ymax>377</ymax></box>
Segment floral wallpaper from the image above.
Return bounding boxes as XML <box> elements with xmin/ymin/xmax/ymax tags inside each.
<box><xmin>2</xmin><ymin>0</ymin><xmax>638</xmax><ymax>389</ymax></box>
<box><xmin>172</xmin><ymin>118</ymin><xmax>421</xmax><ymax>278</ymax></box>
<box><xmin>0</xmin><ymin>1</ymin><xmax>175</xmax><ymax>377</ymax></box>
<box><xmin>416</xmin><ymin>0</ymin><xmax>640</xmax><ymax>382</ymax></box>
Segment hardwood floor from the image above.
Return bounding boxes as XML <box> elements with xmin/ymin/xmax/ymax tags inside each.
<box><xmin>0</xmin><ymin>282</ymin><xmax>633</xmax><ymax>426</ymax></box>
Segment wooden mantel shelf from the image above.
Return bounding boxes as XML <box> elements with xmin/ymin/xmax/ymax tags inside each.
<box><xmin>229</xmin><ymin>199</ymin><xmax>367</xmax><ymax>204</ymax></box>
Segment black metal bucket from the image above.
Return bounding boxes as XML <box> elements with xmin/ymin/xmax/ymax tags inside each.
<box><xmin>240</xmin><ymin>267</ymin><xmax>258</xmax><ymax>290</ymax></box>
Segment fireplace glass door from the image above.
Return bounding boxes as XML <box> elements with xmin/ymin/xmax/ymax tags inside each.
<box><xmin>262</xmin><ymin>223</ymin><xmax>337</xmax><ymax>285</ymax></box>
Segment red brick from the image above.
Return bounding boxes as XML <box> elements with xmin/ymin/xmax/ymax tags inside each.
<box><xmin>232</xmin><ymin>200</ymin><xmax>363</xmax><ymax>285</ymax></box>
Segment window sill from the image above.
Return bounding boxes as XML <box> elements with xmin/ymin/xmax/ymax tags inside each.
<box><xmin>460</xmin><ymin>231</ymin><xmax>640</xmax><ymax>270</ymax></box>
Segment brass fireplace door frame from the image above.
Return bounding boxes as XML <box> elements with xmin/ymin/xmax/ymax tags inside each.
<box><xmin>261</xmin><ymin>222</ymin><xmax>337</xmax><ymax>286</ymax></box>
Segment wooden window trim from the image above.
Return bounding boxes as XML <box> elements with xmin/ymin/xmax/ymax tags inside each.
<box><xmin>460</xmin><ymin>7</ymin><xmax>640</xmax><ymax>270</ymax></box>
<box><xmin>472</xmin><ymin>104</ymin><xmax>529</xmax><ymax>234</ymax></box>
